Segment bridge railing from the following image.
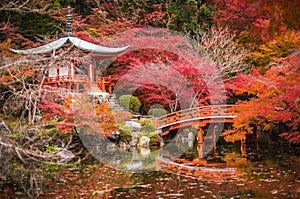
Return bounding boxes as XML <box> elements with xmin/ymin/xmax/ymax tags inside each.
<box><xmin>154</xmin><ymin>105</ymin><xmax>236</xmax><ymax>128</ymax></box>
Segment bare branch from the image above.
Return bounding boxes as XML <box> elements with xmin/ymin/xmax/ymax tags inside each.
<box><xmin>0</xmin><ymin>0</ymin><xmax>52</xmax><ymax>14</ymax></box>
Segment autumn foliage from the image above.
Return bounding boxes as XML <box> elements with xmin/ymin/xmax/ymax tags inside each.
<box><xmin>213</xmin><ymin>0</ymin><xmax>300</xmax><ymax>44</ymax></box>
<box><xmin>224</xmin><ymin>51</ymin><xmax>300</xmax><ymax>143</ymax></box>
<box><xmin>38</xmin><ymin>95</ymin><xmax>119</xmax><ymax>137</ymax></box>
<box><xmin>94</xmin><ymin>102</ymin><xmax>118</xmax><ymax>137</ymax></box>
<box><xmin>1</xmin><ymin>0</ymin><xmax>300</xmax><ymax>146</ymax></box>
<box><xmin>38</xmin><ymin>96</ymin><xmax>75</xmax><ymax>134</ymax></box>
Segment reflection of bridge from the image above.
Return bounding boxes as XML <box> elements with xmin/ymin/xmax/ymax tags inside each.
<box><xmin>154</xmin><ymin>105</ymin><xmax>236</xmax><ymax>158</ymax></box>
<box><xmin>156</xmin><ymin>157</ymin><xmax>236</xmax><ymax>182</ymax></box>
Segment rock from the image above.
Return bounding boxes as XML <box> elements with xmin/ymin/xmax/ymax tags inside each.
<box><xmin>127</xmin><ymin>161</ymin><xmax>142</xmax><ymax>170</ymax></box>
<box><xmin>181</xmin><ymin>137</ymin><xmax>188</xmax><ymax>143</ymax></box>
<box><xmin>132</xmin><ymin>131</ymin><xmax>139</xmax><ymax>139</ymax></box>
<box><xmin>129</xmin><ymin>138</ymin><xmax>138</xmax><ymax>147</ymax></box>
<box><xmin>106</xmin><ymin>143</ymin><xmax>117</xmax><ymax>152</ymax></box>
<box><xmin>125</xmin><ymin>121</ymin><xmax>142</xmax><ymax>130</ymax></box>
<box><xmin>57</xmin><ymin>148</ymin><xmax>75</xmax><ymax>164</ymax></box>
<box><xmin>138</xmin><ymin>136</ymin><xmax>150</xmax><ymax>147</ymax></box>
<box><xmin>111</xmin><ymin>131</ymin><xmax>120</xmax><ymax>140</ymax></box>
<box><xmin>0</xmin><ymin>121</ymin><xmax>11</xmax><ymax>134</ymax></box>
<box><xmin>25</xmin><ymin>128</ymin><xmax>40</xmax><ymax>139</ymax></box>
<box><xmin>188</xmin><ymin>132</ymin><xmax>195</xmax><ymax>141</ymax></box>
<box><xmin>119</xmin><ymin>141</ymin><xmax>130</xmax><ymax>149</ymax></box>
<box><xmin>0</xmin><ymin>145</ymin><xmax>14</xmax><ymax>165</ymax></box>
<box><xmin>188</xmin><ymin>132</ymin><xmax>195</xmax><ymax>148</ymax></box>
<box><xmin>140</xmin><ymin>147</ymin><xmax>150</xmax><ymax>158</ymax></box>
<box><xmin>80</xmin><ymin>133</ymin><xmax>104</xmax><ymax>146</ymax></box>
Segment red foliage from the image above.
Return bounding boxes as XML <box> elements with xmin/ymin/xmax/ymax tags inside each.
<box><xmin>213</xmin><ymin>0</ymin><xmax>300</xmax><ymax>44</ymax></box>
<box><xmin>226</xmin><ymin>51</ymin><xmax>300</xmax><ymax>143</ymax></box>
<box><xmin>142</xmin><ymin>5</ymin><xmax>168</xmax><ymax>27</ymax></box>
<box><xmin>38</xmin><ymin>95</ymin><xmax>117</xmax><ymax>136</ymax></box>
<box><xmin>38</xmin><ymin>99</ymin><xmax>75</xmax><ymax>134</ymax></box>
<box><xmin>107</xmin><ymin>28</ymin><xmax>225</xmax><ymax>112</ymax></box>
<box><xmin>0</xmin><ymin>22</ymin><xmax>33</xmax><ymax>48</ymax></box>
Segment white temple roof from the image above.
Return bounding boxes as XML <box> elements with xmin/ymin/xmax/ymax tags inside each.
<box><xmin>11</xmin><ymin>36</ymin><xmax>129</xmax><ymax>55</ymax></box>
<box><xmin>11</xmin><ymin>6</ymin><xmax>129</xmax><ymax>55</ymax></box>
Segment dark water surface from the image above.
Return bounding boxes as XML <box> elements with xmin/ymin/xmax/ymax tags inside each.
<box><xmin>1</xmin><ymin>138</ymin><xmax>299</xmax><ymax>199</ymax></box>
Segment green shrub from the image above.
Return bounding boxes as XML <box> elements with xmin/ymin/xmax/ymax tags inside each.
<box><xmin>53</xmin><ymin>0</ymin><xmax>61</xmax><ymax>10</ymax></box>
<box><xmin>118</xmin><ymin>95</ymin><xmax>141</xmax><ymax>113</ymax></box>
<box><xmin>119</xmin><ymin>125</ymin><xmax>133</xmax><ymax>142</ymax></box>
<box><xmin>148</xmin><ymin>131</ymin><xmax>161</xmax><ymax>145</ymax></box>
<box><xmin>46</xmin><ymin>145</ymin><xmax>59</xmax><ymax>154</ymax></box>
<box><xmin>148</xmin><ymin>108</ymin><xmax>168</xmax><ymax>117</ymax></box>
<box><xmin>140</xmin><ymin>120</ymin><xmax>156</xmax><ymax>133</ymax></box>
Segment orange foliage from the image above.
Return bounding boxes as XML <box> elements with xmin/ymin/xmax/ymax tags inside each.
<box><xmin>94</xmin><ymin>102</ymin><xmax>119</xmax><ymax>137</ymax></box>
<box><xmin>225</xmin><ymin>51</ymin><xmax>300</xmax><ymax>143</ymax></box>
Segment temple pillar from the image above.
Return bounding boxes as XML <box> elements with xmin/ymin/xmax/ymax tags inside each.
<box><xmin>88</xmin><ymin>63</ymin><xmax>94</xmax><ymax>82</ymax></box>
<box><xmin>101</xmin><ymin>78</ymin><xmax>105</xmax><ymax>91</ymax></box>
<box><xmin>108</xmin><ymin>84</ymin><xmax>113</xmax><ymax>94</ymax></box>
<box><xmin>68</xmin><ymin>65</ymin><xmax>71</xmax><ymax>80</ymax></box>
<box><xmin>70</xmin><ymin>62</ymin><xmax>74</xmax><ymax>80</ymax></box>
<box><xmin>68</xmin><ymin>83</ymin><xmax>72</xmax><ymax>92</ymax></box>
<box><xmin>87</xmin><ymin>64</ymin><xmax>90</xmax><ymax>81</ymax></box>
<box><xmin>198</xmin><ymin>143</ymin><xmax>204</xmax><ymax>159</ymax></box>
<box><xmin>76</xmin><ymin>83</ymin><xmax>79</xmax><ymax>92</ymax></box>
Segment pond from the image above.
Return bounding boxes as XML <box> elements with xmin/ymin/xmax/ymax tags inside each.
<box><xmin>0</xmin><ymin>133</ymin><xmax>299</xmax><ymax>198</ymax></box>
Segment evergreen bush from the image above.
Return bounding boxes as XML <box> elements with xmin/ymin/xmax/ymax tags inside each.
<box><xmin>118</xmin><ymin>95</ymin><xmax>141</xmax><ymax>113</ymax></box>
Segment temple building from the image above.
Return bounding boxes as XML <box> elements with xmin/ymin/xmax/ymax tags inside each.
<box><xmin>11</xmin><ymin>6</ymin><xmax>128</xmax><ymax>98</ymax></box>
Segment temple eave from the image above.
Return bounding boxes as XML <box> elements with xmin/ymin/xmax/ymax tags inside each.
<box><xmin>11</xmin><ymin>37</ymin><xmax>129</xmax><ymax>55</ymax></box>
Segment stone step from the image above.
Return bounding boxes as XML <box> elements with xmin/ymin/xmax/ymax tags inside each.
<box><xmin>107</xmin><ymin>95</ymin><xmax>126</xmax><ymax>111</ymax></box>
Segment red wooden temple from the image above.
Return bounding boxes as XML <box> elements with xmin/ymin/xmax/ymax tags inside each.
<box><xmin>12</xmin><ymin>6</ymin><xmax>128</xmax><ymax>95</ymax></box>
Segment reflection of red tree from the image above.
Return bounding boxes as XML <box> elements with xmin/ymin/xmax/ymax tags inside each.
<box><xmin>42</xmin><ymin>164</ymin><xmax>134</xmax><ymax>198</ymax></box>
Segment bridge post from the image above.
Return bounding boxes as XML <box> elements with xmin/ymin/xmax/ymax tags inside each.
<box><xmin>197</xmin><ymin>125</ymin><xmax>204</xmax><ymax>159</ymax></box>
<box><xmin>198</xmin><ymin>127</ymin><xmax>203</xmax><ymax>144</ymax></box>
<box><xmin>213</xmin><ymin>125</ymin><xmax>217</xmax><ymax>155</ymax></box>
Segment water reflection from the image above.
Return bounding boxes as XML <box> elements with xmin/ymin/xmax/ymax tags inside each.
<box><xmin>0</xmin><ymin>146</ymin><xmax>45</xmax><ymax>198</ymax></box>
<box><xmin>0</xmin><ymin>137</ymin><xmax>299</xmax><ymax>198</ymax></box>
<box><xmin>79</xmin><ymin>132</ymin><xmax>164</xmax><ymax>172</ymax></box>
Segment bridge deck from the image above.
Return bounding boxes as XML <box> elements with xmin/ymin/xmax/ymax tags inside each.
<box><xmin>154</xmin><ymin>105</ymin><xmax>236</xmax><ymax>130</ymax></box>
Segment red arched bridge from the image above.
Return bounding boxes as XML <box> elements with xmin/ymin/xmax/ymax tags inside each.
<box><xmin>153</xmin><ymin>105</ymin><xmax>237</xmax><ymax>158</ymax></box>
<box><xmin>154</xmin><ymin>105</ymin><xmax>236</xmax><ymax>136</ymax></box>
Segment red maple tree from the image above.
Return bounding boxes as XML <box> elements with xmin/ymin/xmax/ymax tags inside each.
<box><xmin>213</xmin><ymin>0</ymin><xmax>300</xmax><ymax>44</ymax></box>
<box><xmin>104</xmin><ymin>28</ymin><xmax>228</xmax><ymax>112</ymax></box>
<box><xmin>224</xmin><ymin>51</ymin><xmax>300</xmax><ymax>143</ymax></box>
